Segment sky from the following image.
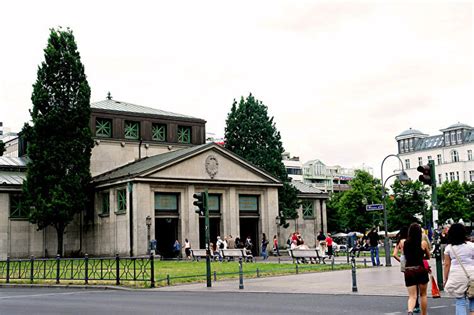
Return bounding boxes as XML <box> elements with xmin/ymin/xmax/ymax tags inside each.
<box><xmin>0</xmin><ymin>0</ymin><xmax>472</xmax><ymax>178</ymax></box>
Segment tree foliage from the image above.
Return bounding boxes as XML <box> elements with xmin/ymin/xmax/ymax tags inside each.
<box><xmin>22</xmin><ymin>28</ymin><xmax>93</xmax><ymax>256</ymax></box>
<box><xmin>386</xmin><ymin>180</ymin><xmax>429</xmax><ymax>230</ymax></box>
<box><xmin>224</xmin><ymin>94</ymin><xmax>298</xmax><ymax>226</ymax></box>
<box><xmin>437</xmin><ymin>181</ymin><xmax>472</xmax><ymax>224</ymax></box>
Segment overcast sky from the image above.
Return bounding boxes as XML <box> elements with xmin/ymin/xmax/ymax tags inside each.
<box><xmin>0</xmin><ymin>0</ymin><xmax>472</xmax><ymax>178</ymax></box>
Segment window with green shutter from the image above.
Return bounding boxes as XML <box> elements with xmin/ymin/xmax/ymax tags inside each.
<box><xmin>124</xmin><ymin>121</ymin><xmax>140</xmax><ymax>139</ymax></box>
<box><xmin>9</xmin><ymin>194</ymin><xmax>27</xmax><ymax>219</ymax></box>
<box><xmin>177</xmin><ymin>126</ymin><xmax>191</xmax><ymax>143</ymax></box>
<box><xmin>152</xmin><ymin>123</ymin><xmax>167</xmax><ymax>142</ymax></box>
<box><xmin>116</xmin><ymin>189</ymin><xmax>127</xmax><ymax>213</ymax></box>
<box><xmin>95</xmin><ymin>118</ymin><xmax>112</xmax><ymax>137</ymax></box>
<box><xmin>302</xmin><ymin>200</ymin><xmax>314</xmax><ymax>218</ymax></box>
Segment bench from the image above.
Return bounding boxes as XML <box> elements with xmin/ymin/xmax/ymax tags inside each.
<box><xmin>191</xmin><ymin>249</ymin><xmax>218</xmax><ymax>261</ymax></box>
<box><xmin>289</xmin><ymin>249</ymin><xmax>326</xmax><ymax>264</ymax></box>
<box><xmin>221</xmin><ymin>249</ymin><xmax>254</xmax><ymax>262</ymax></box>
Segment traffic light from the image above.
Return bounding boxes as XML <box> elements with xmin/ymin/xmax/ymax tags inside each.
<box><xmin>417</xmin><ymin>162</ymin><xmax>434</xmax><ymax>186</ymax></box>
<box><xmin>193</xmin><ymin>192</ymin><xmax>206</xmax><ymax>215</ymax></box>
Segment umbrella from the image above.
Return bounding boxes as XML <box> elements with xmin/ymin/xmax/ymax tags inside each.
<box><xmin>332</xmin><ymin>232</ymin><xmax>348</xmax><ymax>238</ymax></box>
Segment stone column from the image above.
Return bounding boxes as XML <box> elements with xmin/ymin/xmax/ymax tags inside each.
<box><xmin>322</xmin><ymin>200</ymin><xmax>327</xmax><ymax>234</ymax></box>
<box><xmin>315</xmin><ymin>199</ymin><xmax>322</xmax><ymax>234</ymax></box>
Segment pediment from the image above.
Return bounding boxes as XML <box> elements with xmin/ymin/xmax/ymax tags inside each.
<box><xmin>146</xmin><ymin>148</ymin><xmax>277</xmax><ymax>183</ymax></box>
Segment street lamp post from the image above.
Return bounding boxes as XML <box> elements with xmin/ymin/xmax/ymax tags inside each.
<box><xmin>146</xmin><ymin>215</ymin><xmax>152</xmax><ymax>255</ymax></box>
<box><xmin>381</xmin><ymin>154</ymin><xmax>410</xmax><ymax>267</ymax></box>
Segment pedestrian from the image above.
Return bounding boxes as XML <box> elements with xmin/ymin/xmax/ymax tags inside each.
<box><xmin>183</xmin><ymin>238</ymin><xmax>191</xmax><ymax>260</ymax></box>
<box><xmin>367</xmin><ymin>228</ymin><xmax>380</xmax><ymax>266</ymax></box>
<box><xmin>404</xmin><ymin>223</ymin><xmax>430</xmax><ymax>315</ymax></box>
<box><xmin>273</xmin><ymin>235</ymin><xmax>280</xmax><ymax>256</ymax></box>
<box><xmin>443</xmin><ymin>223</ymin><xmax>474</xmax><ymax>315</ymax></box>
<box><xmin>227</xmin><ymin>235</ymin><xmax>235</xmax><ymax>249</ymax></box>
<box><xmin>261</xmin><ymin>233</ymin><xmax>269</xmax><ymax>260</ymax></box>
<box><xmin>317</xmin><ymin>231</ymin><xmax>327</xmax><ymax>254</ymax></box>
<box><xmin>326</xmin><ymin>233</ymin><xmax>333</xmax><ymax>258</ymax></box>
<box><xmin>173</xmin><ymin>239</ymin><xmax>181</xmax><ymax>259</ymax></box>
<box><xmin>216</xmin><ymin>236</ymin><xmax>224</xmax><ymax>262</ymax></box>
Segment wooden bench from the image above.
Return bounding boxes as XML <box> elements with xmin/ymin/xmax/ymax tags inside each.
<box><xmin>221</xmin><ymin>249</ymin><xmax>253</xmax><ymax>262</ymax></box>
<box><xmin>191</xmin><ymin>249</ymin><xmax>218</xmax><ymax>261</ymax></box>
<box><xmin>289</xmin><ymin>249</ymin><xmax>326</xmax><ymax>264</ymax></box>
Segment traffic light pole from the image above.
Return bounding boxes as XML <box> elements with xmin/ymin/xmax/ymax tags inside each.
<box><xmin>428</xmin><ymin>160</ymin><xmax>443</xmax><ymax>291</ymax></box>
<box><xmin>204</xmin><ymin>189</ymin><xmax>212</xmax><ymax>288</ymax></box>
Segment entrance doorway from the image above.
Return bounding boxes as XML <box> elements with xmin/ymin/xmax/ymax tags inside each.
<box><xmin>199</xmin><ymin>218</ymin><xmax>221</xmax><ymax>249</ymax></box>
<box><xmin>155</xmin><ymin>218</ymin><xmax>178</xmax><ymax>258</ymax></box>
<box><xmin>239</xmin><ymin>218</ymin><xmax>259</xmax><ymax>256</ymax></box>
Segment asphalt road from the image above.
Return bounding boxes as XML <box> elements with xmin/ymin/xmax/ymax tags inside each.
<box><xmin>0</xmin><ymin>287</ymin><xmax>455</xmax><ymax>315</ymax></box>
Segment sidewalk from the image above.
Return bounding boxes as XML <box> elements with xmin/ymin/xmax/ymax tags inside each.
<box><xmin>155</xmin><ymin>260</ymin><xmax>444</xmax><ymax>297</ymax></box>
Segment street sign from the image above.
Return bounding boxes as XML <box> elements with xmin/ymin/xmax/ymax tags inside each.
<box><xmin>366</xmin><ymin>204</ymin><xmax>384</xmax><ymax>211</ymax></box>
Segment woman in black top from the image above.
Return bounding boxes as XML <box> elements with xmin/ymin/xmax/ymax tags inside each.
<box><xmin>404</xmin><ymin>223</ymin><xmax>430</xmax><ymax>315</ymax></box>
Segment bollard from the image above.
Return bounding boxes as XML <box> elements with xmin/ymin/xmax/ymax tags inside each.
<box><xmin>239</xmin><ymin>257</ymin><xmax>244</xmax><ymax>289</ymax></box>
<box><xmin>364</xmin><ymin>258</ymin><xmax>367</xmax><ymax>268</ymax></box>
<box><xmin>85</xmin><ymin>254</ymin><xmax>89</xmax><ymax>285</ymax></box>
<box><xmin>150</xmin><ymin>253</ymin><xmax>155</xmax><ymax>288</ymax></box>
<box><xmin>56</xmin><ymin>254</ymin><xmax>61</xmax><ymax>284</ymax></box>
<box><xmin>6</xmin><ymin>256</ymin><xmax>10</xmax><ymax>284</ymax></box>
<box><xmin>351</xmin><ymin>252</ymin><xmax>358</xmax><ymax>292</ymax></box>
<box><xmin>278</xmin><ymin>257</ymin><xmax>281</xmax><ymax>264</ymax></box>
<box><xmin>115</xmin><ymin>254</ymin><xmax>120</xmax><ymax>285</ymax></box>
<box><xmin>30</xmin><ymin>256</ymin><xmax>34</xmax><ymax>283</ymax></box>
<box><xmin>213</xmin><ymin>271</ymin><xmax>217</xmax><ymax>282</ymax></box>
<box><xmin>256</xmin><ymin>268</ymin><xmax>260</xmax><ymax>278</ymax></box>
<box><xmin>331</xmin><ymin>255</ymin><xmax>335</xmax><ymax>270</ymax></box>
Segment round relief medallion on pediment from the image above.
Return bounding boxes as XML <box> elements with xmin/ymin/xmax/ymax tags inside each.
<box><xmin>205</xmin><ymin>155</ymin><xmax>219</xmax><ymax>179</ymax></box>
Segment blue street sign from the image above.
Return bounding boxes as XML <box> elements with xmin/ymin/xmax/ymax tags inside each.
<box><xmin>366</xmin><ymin>204</ymin><xmax>384</xmax><ymax>211</ymax></box>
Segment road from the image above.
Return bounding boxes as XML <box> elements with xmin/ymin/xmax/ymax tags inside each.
<box><xmin>0</xmin><ymin>287</ymin><xmax>454</xmax><ymax>315</ymax></box>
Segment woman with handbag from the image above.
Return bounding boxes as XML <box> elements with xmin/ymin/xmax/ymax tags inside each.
<box><xmin>404</xmin><ymin>223</ymin><xmax>430</xmax><ymax>315</ymax></box>
<box><xmin>443</xmin><ymin>223</ymin><xmax>474</xmax><ymax>315</ymax></box>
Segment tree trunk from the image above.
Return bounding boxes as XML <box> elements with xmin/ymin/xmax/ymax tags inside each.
<box><xmin>56</xmin><ymin>226</ymin><xmax>64</xmax><ymax>257</ymax></box>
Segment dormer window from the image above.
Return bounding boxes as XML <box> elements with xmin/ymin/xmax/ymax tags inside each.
<box><xmin>445</xmin><ymin>134</ymin><xmax>450</xmax><ymax>145</ymax></box>
<box><xmin>456</xmin><ymin>131</ymin><xmax>462</xmax><ymax>143</ymax></box>
<box><xmin>450</xmin><ymin>132</ymin><xmax>455</xmax><ymax>143</ymax></box>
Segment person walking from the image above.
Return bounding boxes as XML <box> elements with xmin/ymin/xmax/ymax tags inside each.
<box><xmin>173</xmin><ymin>239</ymin><xmax>181</xmax><ymax>259</ymax></box>
<box><xmin>183</xmin><ymin>238</ymin><xmax>191</xmax><ymax>260</ymax></box>
<box><xmin>367</xmin><ymin>228</ymin><xmax>380</xmax><ymax>266</ymax></box>
<box><xmin>404</xmin><ymin>223</ymin><xmax>430</xmax><ymax>315</ymax></box>
<box><xmin>273</xmin><ymin>235</ymin><xmax>280</xmax><ymax>256</ymax></box>
<box><xmin>326</xmin><ymin>233</ymin><xmax>334</xmax><ymax>258</ymax></box>
<box><xmin>443</xmin><ymin>223</ymin><xmax>474</xmax><ymax>315</ymax></box>
<box><xmin>261</xmin><ymin>233</ymin><xmax>269</xmax><ymax>260</ymax></box>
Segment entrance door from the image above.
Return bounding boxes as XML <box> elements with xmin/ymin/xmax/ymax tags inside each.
<box><xmin>199</xmin><ymin>218</ymin><xmax>221</xmax><ymax>249</ymax></box>
<box><xmin>239</xmin><ymin>218</ymin><xmax>259</xmax><ymax>256</ymax></box>
<box><xmin>155</xmin><ymin>218</ymin><xmax>178</xmax><ymax>258</ymax></box>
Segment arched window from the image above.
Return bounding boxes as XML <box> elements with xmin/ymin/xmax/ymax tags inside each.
<box><xmin>451</xmin><ymin>150</ymin><xmax>459</xmax><ymax>162</ymax></box>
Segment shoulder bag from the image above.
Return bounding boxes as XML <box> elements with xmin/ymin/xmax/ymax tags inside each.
<box><xmin>452</xmin><ymin>247</ymin><xmax>474</xmax><ymax>299</ymax></box>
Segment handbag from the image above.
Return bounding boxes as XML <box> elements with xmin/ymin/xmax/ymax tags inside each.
<box><xmin>452</xmin><ymin>247</ymin><xmax>474</xmax><ymax>299</ymax></box>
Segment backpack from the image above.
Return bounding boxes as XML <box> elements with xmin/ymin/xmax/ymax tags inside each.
<box><xmin>219</xmin><ymin>242</ymin><xmax>224</xmax><ymax>249</ymax></box>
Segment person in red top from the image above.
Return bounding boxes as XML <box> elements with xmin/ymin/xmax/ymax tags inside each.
<box><xmin>325</xmin><ymin>233</ymin><xmax>333</xmax><ymax>258</ymax></box>
<box><xmin>273</xmin><ymin>235</ymin><xmax>280</xmax><ymax>256</ymax></box>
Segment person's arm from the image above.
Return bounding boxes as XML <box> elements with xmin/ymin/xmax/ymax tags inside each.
<box><xmin>443</xmin><ymin>254</ymin><xmax>451</xmax><ymax>286</ymax></box>
<box><xmin>393</xmin><ymin>243</ymin><xmax>400</xmax><ymax>262</ymax></box>
<box><xmin>422</xmin><ymin>240</ymin><xmax>430</xmax><ymax>260</ymax></box>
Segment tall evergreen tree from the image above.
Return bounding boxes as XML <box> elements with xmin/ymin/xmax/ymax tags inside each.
<box><xmin>22</xmin><ymin>28</ymin><xmax>93</xmax><ymax>256</ymax></box>
<box><xmin>225</xmin><ymin>94</ymin><xmax>298</xmax><ymax>226</ymax></box>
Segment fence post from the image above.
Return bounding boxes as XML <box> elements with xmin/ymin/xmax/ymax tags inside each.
<box><xmin>56</xmin><ymin>254</ymin><xmax>60</xmax><ymax>284</ymax></box>
<box><xmin>115</xmin><ymin>254</ymin><xmax>120</xmax><ymax>285</ymax></box>
<box><xmin>351</xmin><ymin>252</ymin><xmax>358</xmax><ymax>292</ymax></box>
<box><xmin>331</xmin><ymin>255</ymin><xmax>335</xmax><ymax>271</ymax></box>
<box><xmin>213</xmin><ymin>271</ymin><xmax>216</xmax><ymax>282</ymax></box>
<box><xmin>364</xmin><ymin>258</ymin><xmax>367</xmax><ymax>268</ymax></box>
<box><xmin>238</xmin><ymin>257</ymin><xmax>244</xmax><ymax>290</ymax></box>
<box><xmin>166</xmin><ymin>274</ymin><xmax>170</xmax><ymax>286</ymax></box>
<box><xmin>296</xmin><ymin>263</ymin><xmax>299</xmax><ymax>274</ymax></box>
<box><xmin>85</xmin><ymin>254</ymin><xmax>89</xmax><ymax>285</ymax></box>
<box><xmin>256</xmin><ymin>268</ymin><xmax>260</xmax><ymax>278</ymax></box>
<box><xmin>30</xmin><ymin>256</ymin><xmax>34</xmax><ymax>283</ymax></box>
<box><xmin>6</xmin><ymin>256</ymin><xmax>10</xmax><ymax>283</ymax></box>
<box><xmin>150</xmin><ymin>254</ymin><xmax>155</xmax><ymax>288</ymax></box>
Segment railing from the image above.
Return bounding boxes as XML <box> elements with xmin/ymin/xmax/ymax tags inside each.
<box><xmin>0</xmin><ymin>254</ymin><xmax>155</xmax><ymax>287</ymax></box>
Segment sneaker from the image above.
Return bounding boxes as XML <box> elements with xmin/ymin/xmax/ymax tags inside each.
<box><xmin>413</xmin><ymin>307</ymin><xmax>420</xmax><ymax>313</ymax></box>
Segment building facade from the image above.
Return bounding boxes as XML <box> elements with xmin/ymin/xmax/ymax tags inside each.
<box><xmin>1</xmin><ymin>97</ymin><xmax>327</xmax><ymax>258</ymax></box>
<box><xmin>396</xmin><ymin>123</ymin><xmax>474</xmax><ymax>185</ymax></box>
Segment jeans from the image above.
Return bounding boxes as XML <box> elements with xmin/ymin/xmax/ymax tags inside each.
<box><xmin>370</xmin><ymin>246</ymin><xmax>380</xmax><ymax>266</ymax></box>
<box><xmin>261</xmin><ymin>247</ymin><xmax>268</xmax><ymax>260</ymax></box>
<box><xmin>455</xmin><ymin>297</ymin><xmax>474</xmax><ymax>315</ymax></box>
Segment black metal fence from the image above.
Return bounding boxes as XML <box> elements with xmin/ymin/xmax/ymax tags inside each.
<box><xmin>0</xmin><ymin>254</ymin><xmax>155</xmax><ymax>287</ymax></box>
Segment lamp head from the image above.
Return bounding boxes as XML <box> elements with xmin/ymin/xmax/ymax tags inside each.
<box><xmin>397</xmin><ymin>171</ymin><xmax>410</xmax><ymax>185</ymax></box>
